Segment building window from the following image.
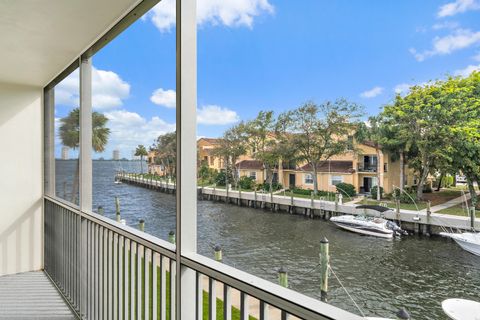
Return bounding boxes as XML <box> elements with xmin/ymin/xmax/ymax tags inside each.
<box><xmin>249</xmin><ymin>171</ymin><xmax>257</xmax><ymax>180</ymax></box>
<box><xmin>305</xmin><ymin>173</ymin><xmax>314</xmax><ymax>184</ymax></box>
<box><xmin>210</xmin><ymin>156</ymin><xmax>214</xmax><ymax>165</ymax></box>
<box><xmin>331</xmin><ymin>175</ymin><xmax>343</xmax><ymax>186</ymax></box>
<box><xmin>384</xmin><ymin>163</ymin><xmax>388</xmax><ymax>172</ymax></box>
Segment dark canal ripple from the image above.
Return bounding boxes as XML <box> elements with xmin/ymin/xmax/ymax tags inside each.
<box><xmin>56</xmin><ymin>160</ymin><xmax>480</xmax><ymax>319</ymax></box>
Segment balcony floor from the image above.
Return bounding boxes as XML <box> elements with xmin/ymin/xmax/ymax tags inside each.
<box><xmin>0</xmin><ymin>271</ymin><xmax>76</xmax><ymax>319</ymax></box>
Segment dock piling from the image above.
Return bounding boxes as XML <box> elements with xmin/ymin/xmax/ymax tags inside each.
<box><xmin>97</xmin><ymin>206</ymin><xmax>104</xmax><ymax>215</ymax></box>
<box><xmin>168</xmin><ymin>230</ymin><xmax>176</xmax><ymax>244</ymax></box>
<box><xmin>115</xmin><ymin>196</ymin><xmax>121</xmax><ymax>221</ymax></box>
<box><xmin>470</xmin><ymin>206</ymin><xmax>476</xmax><ymax>231</ymax></box>
<box><xmin>278</xmin><ymin>266</ymin><xmax>288</xmax><ymax>288</ymax></box>
<box><xmin>319</xmin><ymin>237</ymin><xmax>329</xmax><ymax>302</ymax></box>
<box><xmin>214</xmin><ymin>245</ymin><xmax>223</xmax><ymax>262</ymax></box>
<box><xmin>139</xmin><ymin>219</ymin><xmax>145</xmax><ymax>232</ymax></box>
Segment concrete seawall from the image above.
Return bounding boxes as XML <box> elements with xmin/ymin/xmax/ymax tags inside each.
<box><xmin>118</xmin><ymin>173</ymin><xmax>478</xmax><ymax>236</ymax></box>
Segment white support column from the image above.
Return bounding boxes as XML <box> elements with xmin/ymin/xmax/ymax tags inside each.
<box><xmin>79</xmin><ymin>55</ymin><xmax>92</xmax><ymax>212</ymax></box>
<box><xmin>176</xmin><ymin>0</ymin><xmax>197</xmax><ymax>319</ymax></box>
<box><xmin>44</xmin><ymin>87</ymin><xmax>55</xmax><ymax>196</ymax></box>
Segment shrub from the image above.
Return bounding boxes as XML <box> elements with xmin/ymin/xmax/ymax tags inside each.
<box><xmin>335</xmin><ymin>183</ymin><xmax>356</xmax><ymax>198</ymax></box>
<box><xmin>238</xmin><ymin>176</ymin><xmax>255</xmax><ymax>190</ymax></box>
<box><xmin>442</xmin><ymin>175</ymin><xmax>454</xmax><ymax>188</ymax></box>
<box><xmin>259</xmin><ymin>182</ymin><xmax>283</xmax><ymax>192</ymax></box>
<box><xmin>290</xmin><ymin>188</ymin><xmax>312</xmax><ymax>195</ymax></box>
<box><xmin>215</xmin><ymin>170</ymin><xmax>233</xmax><ymax>186</ymax></box>
<box><xmin>424</xmin><ymin>184</ymin><xmax>432</xmax><ymax>193</ymax></box>
<box><xmin>370</xmin><ymin>186</ymin><xmax>384</xmax><ymax>199</ymax></box>
<box><xmin>393</xmin><ymin>188</ymin><xmax>417</xmax><ymax>203</ymax></box>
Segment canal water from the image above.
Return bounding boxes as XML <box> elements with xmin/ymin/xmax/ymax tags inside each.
<box><xmin>56</xmin><ymin>160</ymin><xmax>480</xmax><ymax>319</ymax></box>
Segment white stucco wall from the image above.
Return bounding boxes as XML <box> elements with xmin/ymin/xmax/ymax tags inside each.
<box><xmin>0</xmin><ymin>83</ymin><xmax>43</xmax><ymax>276</ymax></box>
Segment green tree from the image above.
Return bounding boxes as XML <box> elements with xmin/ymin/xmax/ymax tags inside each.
<box><xmin>212</xmin><ymin>123</ymin><xmax>248</xmax><ymax>188</ymax></box>
<box><xmin>381</xmin><ymin>82</ymin><xmax>456</xmax><ymax>200</ymax></box>
<box><xmin>278</xmin><ymin>100</ymin><xmax>363</xmax><ymax>195</ymax></box>
<box><xmin>135</xmin><ymin>145</ymin><xmax>148</xmax><ymax>174</ymax></box>
<box><xmin>59</xmin><ymin>108</ymin><xmax>110</xmax><ymax>204</ymax></box>
<box><xmin>153</xmin><ymin>132</ymin><xmax>177</xmax><ymax>179</ymax></box>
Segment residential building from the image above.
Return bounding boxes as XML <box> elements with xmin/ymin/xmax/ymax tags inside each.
<box><xmin>61</xmin><ymin>146</ymin><xmax>69</xmax><ymax>160</ymax></box>
<box><xmin>112</xmin><ymin>149</ymin><xmax>120</xmax><ymax>160</ymax></box>
<box><xmin>199</xmin><ymin>137</ymin><xmax>415</xmax><ymax>194</ymax></box>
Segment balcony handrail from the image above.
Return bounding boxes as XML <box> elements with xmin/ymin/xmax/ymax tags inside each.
<box><xmin>182</xmin><ymin>253</ymin><xmax>363</xmax><ymax>320</ymax></box>
<box><xmin>44</xmin><ymin>195</ymin><xmax>362</xmax><ymax>320</ymax></box>
<box><xmin>44</xmin><ymin>195</ymin><xmax>176</xmax><ymax>259</ymax></box>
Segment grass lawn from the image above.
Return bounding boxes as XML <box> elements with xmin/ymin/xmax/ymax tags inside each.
<box><xmin>364</xmin><ymin>189</ymin><xmax>465</xmax><ymax>212</ymax></box>
<box><xmin>127</xmin><ymin>253</ymin><xmax>255</xmax><ymax>320</ymax></box>
<box><xmin>437</xmin><ymin>198</ymin><xmax>480</xmax><ymax>218</ymax></box>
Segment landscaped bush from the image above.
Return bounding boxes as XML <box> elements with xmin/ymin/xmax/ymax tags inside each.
<box><xmin>289</xmin><ymin>188</ymin><xmax>336</xmax><ymax>198</ymax></box>
<box><xmin>215</xmin><ymin>170</ymin><xmax>233</xmax><ymax>186</ymax></box>
<box><xmin>238</xmin><ymin>176</ymin><xmax>255</xmax><ymax>190</ymax></box>
<box><xmin>393</xmin><ymin>188</ymin><xmax>417</xmax><ymax>203</ymax></box>
<box><xmin>370</xmin><ymin>185</ymin><xmax>384</xmax><ymax>199</ymax></box>
<box><xmin>441</xmin><ymin>175</ymin><xmax>454</xmax><ymax>188</ymax></box>
<box><xmin>259</xmin><ymin>182</ymin><xmax>283</xmax><ymax>192</ymax></box>
<box><xmin>335</xmin><ymin>183</ymin><xmax>356</xmax><ymax>197</ymax></box>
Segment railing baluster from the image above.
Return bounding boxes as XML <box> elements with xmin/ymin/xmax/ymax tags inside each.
<box><xmin>119</xmin><ymin>235</ymin><xmax>124</xmax><ymax>320</ymax></box>
<box><xmin>196</xmin><ymin>273</ymin><xmax>203</xmax><ymax>320</ymax></box>
<box><xmin>94</xmin><ymin>224</ymin><xmax>99</xmax><ymax>320</ymax></box>
<box><xmin>145</xmin><ymin>248</ymin><xmax>152</xmax><ymax>320</ymax></box>
<box><xmin>240</xmin><ymin>292</ymin><xmax>249</xmax><ymax>320</ymax></box>
<box><xmin>170</xmin><ymin>260</ymin><xmax>176</xmax><ymax>320</ymax></box>
<box><xmin>153</xmin><ymin>252</ymin><xmax>160</xmax><ymax>320</ymax></box>
<box><xmin>209</xmin><ymin>277</ymin><xmax>216</xmax><ymax>320</ymax></box>
<box><xmin>260</xmin><ymin>301</ymin><xmax>269</xmax><ymax>320</ymax></box>
<box><xmin>223</xmin><ymin>284</ymin><xmax>232</xmax><ymax>320</ymax></box>
<box><xmin>124</xmin><ymin>238</ymin><xmax>130</xmax><ymax>320</ymax></box>
<box><xmin>130</xmin><ymin>241</ymin><xmax>136</xmax><ymax>320</ymax></box>
<box><xmin>137</xmin><ymin>244</ymin><xmax>143</xmax><ymax>320</ymax></box>
<box><xmin>161</xmin><ymin>256</ymin><xmax>167</xmax><ymax>320</ymax></box>
<box><xmin>103</xmin><ymin>227</ymin><xmax>108</xmax><ymax>320</ymax></box>
<box><xmin>108</xmin><ymin>230</ymin><xmax>114</xmax><ymax>320</ymax></box>
<box><xmin>113</xmin><ymin>233</ymin><xmax>119</xmax><ymax>320</ymax></box>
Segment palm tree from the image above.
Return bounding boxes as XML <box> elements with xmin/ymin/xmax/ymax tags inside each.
<box><xmin>135</xmin><ymin>145</ymin><xmax>148</xmax><ymax>174</ymax></box>
<box><xmin>59</xmin><ymin>108</ymin><xmax>110</xmax><ymax>204</ymax></box>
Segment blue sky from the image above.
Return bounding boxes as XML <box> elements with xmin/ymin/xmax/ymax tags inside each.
<box><xmin>55</xmin><ymin>0</ymin><xmax>480</xmax><ymax>159</ymax></box>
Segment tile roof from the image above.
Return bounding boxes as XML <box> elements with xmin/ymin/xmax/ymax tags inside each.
<box><xmin>235</xmin><ymin>160</ymin><xmax>264</xmax><ymax>170</ymax></box>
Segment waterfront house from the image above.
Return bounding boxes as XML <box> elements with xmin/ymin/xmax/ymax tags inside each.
<box><xmin>0</xmin><ymin>1</ymin><xmax>361</xmax><ymax>319</ymax></box>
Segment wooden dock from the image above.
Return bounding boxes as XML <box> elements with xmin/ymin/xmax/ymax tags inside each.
<box><xmin>117</xmin><ymin>173</ymin><xmax>479</xmax><ymax>235</ymax></box>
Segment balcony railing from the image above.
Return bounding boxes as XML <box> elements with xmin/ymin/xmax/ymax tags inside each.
<box><xmin>357</xmin><ymin>163</ymin><xmax>377</xmax><ymax>173</ymax></box>
<box><xmin>44</xmin><ymin>196</ymin><xmax>362</xmax><ymax>320</ymax></box>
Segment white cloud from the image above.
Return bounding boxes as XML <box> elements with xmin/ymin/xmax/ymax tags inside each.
<box><xmin>410</xmin><ymin>29</ymin><xmax>480</xmax><ymax>61</ymax></box>
<box><xmin>105</xmin><ymin>110</ymin><xmax>175</xmax><ymax>153</ymax></box>
<box><xmin>454</xmin><ymin>64</ymin><xmax>480</xmax><ymax>77</ymax></box>
<box><xmin>146</xmin><ymin>0</ymin><xmax>274</xmax><ymax>32</ymax></box>
<box><xmin>197</xmin><ymin>105</ymin><xmax>239</xmax><ymax>125</ymax></box>
<box><xmin>150</xmin><ymin>88</ymin><xmax>176</xmax><ymax>108</ymax></box>
<box><xmin>55</xmin><ymin>67</ymin><xmax>130</xmax><ymax>109</ymax></box>
<box><xmin>394</xmin><ymin>83</ymin><xmax>412</xmax><ymax>95</ymax></box>
<box><xmin>432</xmin><ymin>21</ymin><xmax>460</xmax><ymax>30</ymax></box>
<box><xmin>438</xmin><ymin>0</ymin><xmax>480</xmax><ymax>17</ymax></box>
<box><xmin>360</xmin><ymin>86</ymin><xmax>384</xmax><ymax>98</ymax></box>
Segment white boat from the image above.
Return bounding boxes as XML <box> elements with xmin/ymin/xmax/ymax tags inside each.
<box><xmin>442</xmin><ymin>298</ymin><xmax>480</xmax><ymax>320</ymax></box>
<box><xmin>440</xmin><ymin>232</ymin><xmax>480</xmax><ymax>257</ymax></box>
<box><xmin>330</xmin><ymin>205</ymin><xmax>407</xmax><ymax>239</ymax></box>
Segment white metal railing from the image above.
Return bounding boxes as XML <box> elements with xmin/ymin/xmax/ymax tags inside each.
<box><xmin>44</xmin><ymin>196</ymin><xmax>362</xmax><ymax>320</ymax></box>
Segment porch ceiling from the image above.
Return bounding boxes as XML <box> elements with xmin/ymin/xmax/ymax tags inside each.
<box><xmin>0</xmin><ymin>0</ymin><xmax>139</xmax><ymax>87</ymax></box>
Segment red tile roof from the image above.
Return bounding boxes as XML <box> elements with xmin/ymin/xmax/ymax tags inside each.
<box><xmin>235</xmin><ymin>160</ymin><xmax>264</xmax><ymax>170</ymax></box>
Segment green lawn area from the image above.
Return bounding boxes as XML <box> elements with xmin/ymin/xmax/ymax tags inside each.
<box><xmin>363</xmin><ymin>199</ymin><xmax>427</xmax><ymax>211</ymax></box>
<box><xmin>437</xmin><ymin>198</ymin><xmax>480</xmax><ymax>217</ymax></box>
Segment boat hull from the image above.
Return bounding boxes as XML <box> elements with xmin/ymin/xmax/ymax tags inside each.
<box><xmin>332</xmin><ymin>222</ymin><xmax>393</xmax><ymax>238</ymax></box>
<box><xmin>440</xmin><ymin>232</ymin><xmax>480</xmax><ymax>257</ymax></box>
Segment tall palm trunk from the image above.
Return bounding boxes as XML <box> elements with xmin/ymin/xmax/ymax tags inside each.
<box><xmin>140</xmin><ymin>156</ymin><xmax>144</xmax><ymax>174</ymax></box>
<box><xmin>312</xmin><ymin>163</ymin><xmax>319</xmax><ymax>196</ymax></box>
<box><xmin>71</xmin><ymin>160</ymin><xmax>80</xmax><ymax>205</ymax></box>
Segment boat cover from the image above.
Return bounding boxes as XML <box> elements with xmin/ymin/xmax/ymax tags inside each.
<box><xmin>355</xmin><ymin>205</ymin><xmax>393</xmax><ymax>213</ymax></box>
